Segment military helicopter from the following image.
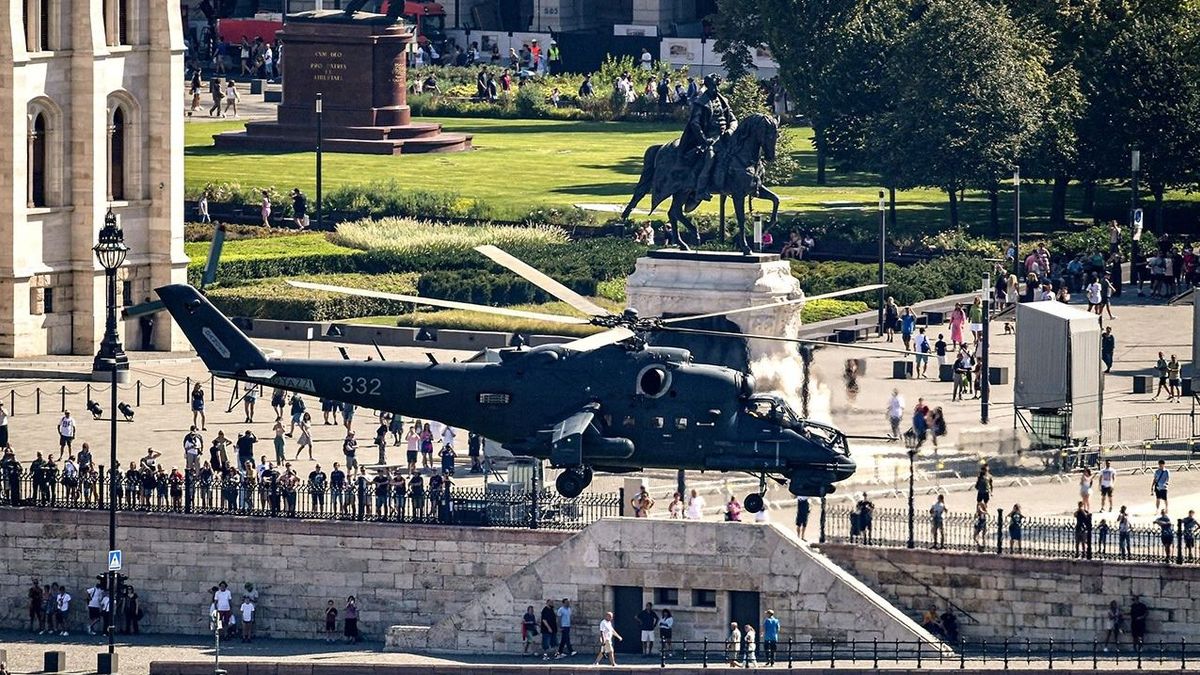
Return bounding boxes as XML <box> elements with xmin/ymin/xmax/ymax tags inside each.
<box><xmin>157</xmin><ymin>246</ymin><xmax>885</xmax><ymax>512</ymax></box>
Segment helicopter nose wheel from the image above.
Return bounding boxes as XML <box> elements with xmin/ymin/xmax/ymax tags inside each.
<box><xmin>555</xmin><ymin>466</ymin><xmax>592</xmax><ymax>499</ymax></box>
<box><xmin>744</xmin><ymin>472</ymin><xmax>769</xmax><ymax>513</ymax></box>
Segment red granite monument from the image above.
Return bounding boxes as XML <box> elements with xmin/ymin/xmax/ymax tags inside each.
<box><xmin>213</xmin><ymin>10</ymin><xmax>470</xmax><ymax>155</ymax></box>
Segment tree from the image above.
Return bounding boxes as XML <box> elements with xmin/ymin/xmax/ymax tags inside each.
<box><xmin>875</xmin><ymin>0</ymin><xmax>1048</xmax><ymax>228</ymax></box>
<box><xmin>1088</xmin><ymin>1</ymin><xmax>1200</xmax><ymax>232</ymax></box>
<box><xmin>725</xmin><ymin>76</ymin><xmax>800</xmax><ymax>184</ymax></box>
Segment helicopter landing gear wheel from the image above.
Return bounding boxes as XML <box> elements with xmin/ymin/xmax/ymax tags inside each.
<box><xmin>555</xmin><ymin>468</ymin><xmax>588</xmax><ymax>498</ymax></box>
<box><xmin>744</xmin><ymin>493</ymin><xmax>765</xmax><ymax>513</ymax></box>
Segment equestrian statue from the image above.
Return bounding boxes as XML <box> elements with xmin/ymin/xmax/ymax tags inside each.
<box><xmin>622</xmin><ymin>74</ymin><xmax>780</xmax><ymax>254</ymax></box>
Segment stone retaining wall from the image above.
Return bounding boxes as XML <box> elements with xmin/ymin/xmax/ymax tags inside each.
<box><xmin>0</xmin><ymin>507</ymin><xmax>568</xmax><ymax>640</ymax></box>
<box><xmin>820</xmin><ymin>544</ymin><xmax>1200</xmax><ymax>643</ymax></box>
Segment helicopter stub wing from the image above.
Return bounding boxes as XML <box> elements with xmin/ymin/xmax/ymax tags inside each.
<box><xmin>475</xmin><ymin>245</ymin><xmax>613</xmax><ymax>318</ymax></box>
<box><xmin>545</xmin><ymin>404</ymin><xmax>598</xmax><ymax>467</ymax></box>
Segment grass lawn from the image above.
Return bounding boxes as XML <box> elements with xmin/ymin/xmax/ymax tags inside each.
<box><xmin>186</xmin><ymin>117</ymin><xmax>1197</xmax><ymax>234</ymax></box>
<box><xmin>184</xmin><ymin>232</ymin><xmax>354</xmax><ymax>262</ymax></box>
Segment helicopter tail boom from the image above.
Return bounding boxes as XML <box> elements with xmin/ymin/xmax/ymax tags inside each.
<box><xmin>156</xmin><ymin>284</ymin><xmax>268</xmax><ymax>377</ymax></box>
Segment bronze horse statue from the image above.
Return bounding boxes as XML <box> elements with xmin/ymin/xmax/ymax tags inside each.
<box><xmin>621</xmin><ymin>113</ymin><xmax>780</xmax><ymax>254</ymax></box>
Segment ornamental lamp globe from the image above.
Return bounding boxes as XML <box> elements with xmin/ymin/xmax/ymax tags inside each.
<box><xmin>94</xmin><ymin>210</ymin><xmax>128</xmax><ymax>271</ymax></box>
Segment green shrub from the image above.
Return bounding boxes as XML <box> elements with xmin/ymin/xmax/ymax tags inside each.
<box><xmin>331</xmin><ymin>217</ymin><xmax>568</xmax><ymax>253</ymax></box>
<box><xmin>789</xmin><ymin>254</ymin><xmax>990</xmax><ymax>308</ymax></box>
<box><xmin>416</xmin><ymin>270</ymin><xmax>597</xmax><ymax>307</ymax></box>
<box><xmin>801</xmin><ymin>299</ymin><xmax>870</xmax><ymax>323</ymax></box>
<box><xmin>322</xmin><ymin>180</ymin><xmax>492</xmax><ymax>221</ymax></box>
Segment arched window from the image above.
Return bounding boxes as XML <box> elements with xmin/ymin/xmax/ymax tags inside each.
<box><xmin>29</xmin><ymin>114</ymin><xmax>47</xmax><ymax>207</ymax></box>
<box><xmin>109</xmin><ymin>107</ymin><xmax>126</xmax><ymax>201</ymax></box>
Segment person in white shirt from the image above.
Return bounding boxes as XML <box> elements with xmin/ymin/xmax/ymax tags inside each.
<box><xmin>440</xmin><ymin>425</ymin><xmax>456</xmax><ymax>449</ymax></box>
<box><xmin>213</xmin><ymin>582</ymin><xmax>233</xmax><ymax>636</ymax></box>
<box><xmin>86</xmin><ymin>580</ymin><xmax>104</xmax><ymax>635</ymax></box>
<box><xmin>239</xmin><ymin>597</ymin><xmax>256</xmax><ymax>642</ymax></box>
<box><xmin>1086</xmin><ymin>276</ymin><xmax>1102</xmax><ymax>312</ymax></box>
<box><xmin>594</xmin><ymin>611</ymin><xmax>622</xmax><ymax>666</ymax></box>
<box><xmin>1099</xmin><ymin>459</ymin><xmax>1117</xmax><ymax>512</ymax></box>
<box><xmin>640</xmin><ymin>48</ymin><xmax>653</xmax><ymax>70</ymax></box>
<box><xmin>886</xmin><ymin>389</ymin><xmax>905</xmax><ymax>438</ymax></box>
<box><xmin>555</xmin><ymin>598</ymin><xmax>575</xmax><ymax>658</ymax></box>
<box><xmin>56</xmin><ymin>588</ymin><xmax>71</xmax><ymax>636</ymax></box>
<box><xmin>57</xmin><ymin>411</ymin><xmax>76</xmax><ymax>459</ymax></box>
<box><xmin>685</xmin><ymin>489</ymin><xmax>705</xmax><ymax>520</ymax></box>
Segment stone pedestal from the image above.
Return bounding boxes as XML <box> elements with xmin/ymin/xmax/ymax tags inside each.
<box><xmin>627</xmin><ymin>249</ymin><xmax>803</xmax><ymax>380</ymax></box>
<box><xmin>214</xmin><ymin>11</ymin><xmax>471</xmax><ymax>155</ymax></box>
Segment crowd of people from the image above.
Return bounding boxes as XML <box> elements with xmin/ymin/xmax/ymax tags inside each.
<box><xmin>0</xmin><ymin>390</ymin><xmax>490</xmax><ymax>525</ymax></box>
<box><xmin>25</xmin><ymin>576</ymin><xmax>143</xmax><ymax>638</ymax></box>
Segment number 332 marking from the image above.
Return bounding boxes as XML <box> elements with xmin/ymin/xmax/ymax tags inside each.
<box><xmin>342</xmin><ymin>377</ymin><xmax>381</xmax><ymax>395</ymax></box>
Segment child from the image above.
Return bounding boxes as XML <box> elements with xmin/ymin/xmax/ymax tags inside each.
<box><xmin>439</xmin><ymin>444</ymin><xmax>457</xmax><ymax>476</ymax></box>
<box><xmin>239</xmin><ymin>596</ymin><xmax>255</xmax><ymax>642</ymax></box>
<box><xmin>1097</xmin><ymin>519</ymin><xmax>1110</xmax><ymax>555</ymax></box>
<box><xmin>324</xmin><ymin>600</ymin><xmax>338</xmax><ymax>643</ymax></box>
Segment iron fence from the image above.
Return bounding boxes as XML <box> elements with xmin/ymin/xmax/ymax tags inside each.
<box><xmin>0</xmin><ymin>466</ymin><xmax>621</xmax><ymax>530</ymax></box>
<box><xmin>650</xmin><ymin>637</ymin><xmax>1198</xmax><ymax>670</ymax></box>
<box><xmin>0</xmin><ymin>374</ymin><xmax>240</xmax><ymax>416</ymax></box>
<box><xmin>821</xmin><ymin>505</ymin><xmax>1199</xmax><ymax>565</ymax></box>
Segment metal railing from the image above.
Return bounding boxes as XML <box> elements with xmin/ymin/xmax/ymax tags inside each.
<box><xmin>820</xmin><ymin>505</ymin><xmax>1199</xmax><ymax>565</ymax></box>
<box><xmin>1103</xmin><ymin>411</ymin><xmax>1198</xmax><ymax>445</ymax></box>
<box><xmin>0</xmin><ymin>467</ymin><xmax>621</xmax><ymax>531</ymax></box>
<box><xmin>0</xmin><ymin>374</ymin><xmax>233</xmax><ymax>415</ymax></box>
<box><xmin>650</xmin><ymin>637</ymin><xmax>1198</xmax><ymax>670</ymax></box>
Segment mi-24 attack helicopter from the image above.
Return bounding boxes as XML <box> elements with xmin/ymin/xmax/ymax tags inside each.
<box><xmin>157</xmin><ymin>245</ymin><xmax>887</xmax><ymax>512</ymax></box>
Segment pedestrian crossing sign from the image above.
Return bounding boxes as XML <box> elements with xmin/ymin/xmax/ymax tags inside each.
<box><xmin>107</xmin><ymin>550</ymin><xmax>122</xmax><ymax>572</ymax></box>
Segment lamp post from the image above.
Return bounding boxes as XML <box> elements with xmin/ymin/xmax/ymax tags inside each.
<box><xmin>877</xmin><ymin>190</ymin><xmax>886</xmax><ymax>335</ymax></box>
<box><xmin>981</xmin><ymin>273</ymin><xmax>991</xmax><ymax>425</ymax></box>
<box><xmin>1012</xmin><ymin>167</ymin><xmax>1020</xmax><ymax>276</ymax></box>
<box><xmin>1130</xmin><ymin>148</ymin><xmax>1141</xmax><ymax>238</ymax></box>
<box><xmin>315</xmin><ymin>92</ymin><xmax>324</xmax><ymax>230</ymax></box>
<box><xmin>92</xmin><ymin>208</ymin><xmax>128</xmax><ymax>674</ymax></box>
<box><xmin>903</xmin><ymin>431</ymin><xmax>919</xmax><ymax>549</ymax></box>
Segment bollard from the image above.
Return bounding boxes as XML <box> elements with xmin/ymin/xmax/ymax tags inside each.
<box><xmin>1137</xmin><ymin>642</ymin><xmax>1142</xmax><ymax>670</ymax></box>
<box><xmin>873</xmin><ymin>637</ymin><xmax>878</xmax><ymax>669</ymax></box>
<box><xmin>917</xmin><ymin>639</ymin><xmax>922</xmax><ymax>668</ymax></box>
<box><xmin>1181</xmin><ymin>638</ymin><xmax>1186</xmax><ymax>670</ymax></box>
<box><xmin>1026</xmin><ymin>638</ymin><xmax>1031</xmax><ymax>664</ymax></box>
<box><xmin>660</xmin><ymin>640</ymin><xmax>665</xmax><ymax>668</ymax></box>
<box><xmin>36</xmin><ymin>387</ymin><xmax>41</xmax><ymax>414</ymax></box>
<box><xmin>1048</xmin><ymin>637</ymin><xmax>1054</xmax><ymax>669</ymax></box>
<box><xmin>210</xmin><ymin>374</ymin><xmax>215</xmax><ymax>401</ymax></box>
<box><xmin>60</xmin><ymin>385</ymin><xmax>65</xmax><ymax>411</ymax></box>
<box><xmin>137</xmin><ymin>379</ymin><xmax>141</xmax><ymax>406</ymax></box>
<box><xmin>829</xmin><ymin>639</ymin><xmax>835</xmax><ymax>669</ymax></box>
<box><xmin>1004</xmin><ymin>637</ymin><xmax>1009</xmax><ymax>670</ymax></box>
<box><xmin>161</xmin><ymin>378</ymin><xmax>165</xmax><ymax>405</ymax></box>
<box><xmin>1093</xmin><ymin>640</ymin><xmax>1098</xmax><ymax>670</ymax></box>
<box><xmin>787</xmin><ymin>638</ymin><xmax>793</xmax><ymax>669</ymax></box>
<box><xmin>86</xmin><ymin>383</ymin><xmax>91</xmax><ymax>402</ymax></box>
<box><xmin>186</xmin><ymin>376</ymin><xmax>191</xmax><ymax>403</ymax></box>
<box><xmin>8</xmin><ymin>389</ymin><xmax>13</xmax><ymax>414</ymax></box>
<box><xmin>960</xmin><ymin>638</ymin><xmax>965</xmax><ymax>669</ymax></box>
<box><xmin>702</xmin><ymin>637</ymin><xmax>707</xmax><ymax>669</ymax></box>
<box><xmin>43</xmin><ymin>650</ymin><xmax>67</xmax><ymax>672</ymax></box>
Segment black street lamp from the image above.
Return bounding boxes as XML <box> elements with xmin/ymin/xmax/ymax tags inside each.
<box><xmin>1012</xmin><ymin>167</ymin><xmax>1020</xmax><ymax>276</ymax></box>
<box><xmin>92</xmin><ymin>208</ymin><xmax>128</xmax><ymax>675</ymax></box>
<box><xmin>877</xmin><ymin>190</ymin><xmax>886</xmax><ymax>335</ymax></box>
<box><xmin>903</xmin><ymin>431</ymin><xmax>919</xmax><ymax>549</ymax></box>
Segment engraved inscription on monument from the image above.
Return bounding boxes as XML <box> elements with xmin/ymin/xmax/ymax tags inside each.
<box><xmin>311</xmin><ymin>50</ymin><xmax>348</xmax><ymax>82</ymax></box>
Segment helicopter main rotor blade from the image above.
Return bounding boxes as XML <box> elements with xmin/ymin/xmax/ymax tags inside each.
<box><xmin>660</xmin><ymin>284</ymin><xmax>888</xmax><ymax>325</ymax></box>
<box><xmin>286</xmin><ymin>281</ymin><xmax>591</xmax><ymax>325</ymax></box>
<box><xmin>560</xmin><ymin>327</ymin><xmax>637</xmax><ymax>353</ymax></box>
<box><xmin>661</xmin><ymin>326</ymin><xmax>916</xmax><ymax>357</ymax></box>
<box><xmin>475</xmin><ymin>245</ymin><xmax>613</xmax><ymax>318</ymax></box>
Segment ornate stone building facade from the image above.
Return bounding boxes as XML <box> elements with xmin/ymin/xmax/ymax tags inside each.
<box><xmin>0</xmin><ymin>0</ymin><xmax>189</xmax><ymax>357</ymax></box>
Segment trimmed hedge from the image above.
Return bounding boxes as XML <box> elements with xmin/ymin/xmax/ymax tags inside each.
<box><xmin>416</xmin><ymin>270</ymin><xmax>598</xmax><ymax>307</ymax></box>
<box><xmin>206</xmin><ymin>273</ymin><xmax>419</xmax><ymax>322</ymax></box>
<box><xmin>790</xmin><ymin>254</ymin><xmax>991</xmax><ymax>308</ymax></box>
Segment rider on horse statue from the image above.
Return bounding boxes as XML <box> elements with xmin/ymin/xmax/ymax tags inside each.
<box><xmin>682</xmin><ymin>74</ymin><xmax>738</xmax><ymax>203</ymax></box>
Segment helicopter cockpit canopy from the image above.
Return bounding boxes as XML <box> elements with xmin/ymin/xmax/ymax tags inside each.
<box><xmin>744</xmin><ymin>394</ymin><xmax>850</xmax><ymax>457</ymax></box>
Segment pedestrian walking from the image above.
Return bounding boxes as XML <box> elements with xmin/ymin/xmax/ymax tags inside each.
<box><xmin>726</xmin><ymin>622</ymin><xmax>742</xmax><ymax>667</ymax></box>
<box><xmin>886</xmin><ymin>389</ymin><xmax>904</xmax><ymax>439</ymax></box>
<box><xmin>522</xmin><ymin>605</ymin><xmax>538</xmax><ymax>656</ymax></box>
<box><xmin>741</xmin><ymin>624</ymin><xmax>757</xmax><ymax>668</ymax></box>
<box><xmin>593</xmin><ymin>611</ymin><xmax>622</xmax><ymax>666</ymax></box>
<box><xmin>1152</xmin><ymin>459</ymin><xmax>1169</xmax><ymax>511</ymax></box>
<box><xmin>1101</xmin><ymin>327</ymin><xmax>1115</xmax><ymax>373</ymax></box>
<box><xmin>556</xmin><ymin>598</ymin><xmax>576</xmax><ymax>658</ymax></box>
